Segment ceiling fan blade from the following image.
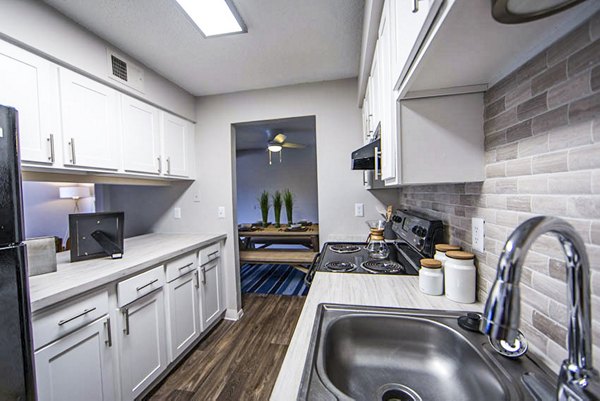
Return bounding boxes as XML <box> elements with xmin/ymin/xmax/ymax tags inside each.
<box><xmin>282</xmin><ymin>142</ymin><xmax>306</xmax><ymax>149</ymax></box>
<box><xmin>273</xmin><ymin>133</ymin><xmax>287</xmax><ymax>144</ymax></box>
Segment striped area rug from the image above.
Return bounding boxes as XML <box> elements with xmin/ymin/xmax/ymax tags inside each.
<box><xmin>240</xmin><ymin>263</ymin><xmax>308</xmax><ymax>296</ymax></box>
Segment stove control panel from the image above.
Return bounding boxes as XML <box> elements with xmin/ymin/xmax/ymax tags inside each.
<box><xmin>391</xmin><ymin>209</ymin><xmax>443</xmax><ymax>257</ymax></box>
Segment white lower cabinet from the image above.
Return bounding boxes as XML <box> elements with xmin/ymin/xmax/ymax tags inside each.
<box><xmin>35</xmin><ymin>317</ymin><xmax>116</xmax><ymax>401</ymax></box>
<box><xmin>199</xmin><ymin>258</ymin><xmax>223</xmax><ymax>329</ymax></box>
<box><xmin>117</xmin><ymin>290</ymin><xmax>168</xmax><ymax>401</ymax></box>
<box><xmin>166</xmin><ymin>270</ymin><xmax>201</xmax><ymax>361</ymax></box>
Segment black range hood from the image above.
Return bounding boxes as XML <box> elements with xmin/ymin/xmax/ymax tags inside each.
<box><xmin>351</xmin><ymin>138</ymin><xmax>380</xmax><ymax>170</ymax></box>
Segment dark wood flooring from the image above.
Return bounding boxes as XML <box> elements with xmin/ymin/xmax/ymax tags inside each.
<box><xmin>144</xmin><ymin>293</ymin><xmax>305</xmax><ymax>401</ymax></box>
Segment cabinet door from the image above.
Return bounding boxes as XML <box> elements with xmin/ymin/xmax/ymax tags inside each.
<box><xmin>200</xmin><ymin>259</ymin><xmax>222</xmax><ymax>329</ymax></box>
<box><xmin>59</xmin><ymin>68</ymin><xmax>119</xmax><ymax>170</ymax></box>
<box><xmin>378</xmin><ymin>1</ymin><xmax>397</xmax><ymax>182</ymax></box>
<box><xmin>121</xmin><ymin>95</ymin><xmax>161</xmax><ymax>174</ymax></box>
<box><xmin>35</xmin><ymin>317</ymin><xmax>115</xmax><ymax>401</ymax></box>
<box><xmin>118</xmin><ymin>291</ymin><xmax>168</xmax><ymax>401</ymax></box>
<box><xmin>161</xmin><ymin>112</ymin><xmax>189</xmax><ymax>177</ymax></box>
<box><xmin>0</xmin><ymin>40</ymin><xmax>61</xmax><ymax>164</ymax></box>
<box><xmin>369</xmin><ymin>45</ymin><xmax>381</xmax><ymax>133</ymax></box>
<box><xmin>166</xmin><ymin>271</ymin><xmax>201</xmax><ymax>362</ymax></box>
<box><xmin>392</xmin><ymin>0</ymin><xmax>442</xmax><ymax>88</ymax></box>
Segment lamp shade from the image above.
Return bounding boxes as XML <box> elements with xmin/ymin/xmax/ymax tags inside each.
<box><xmin>59</xmin><ymin>186</ymin><xmax>90</xmax><ymax>199</ymax></box>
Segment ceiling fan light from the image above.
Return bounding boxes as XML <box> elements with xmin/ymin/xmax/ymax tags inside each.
<box><xmin>268</xmin><ymin>144</ymin><xmax>282</xmax><ymax>152</ymax></box>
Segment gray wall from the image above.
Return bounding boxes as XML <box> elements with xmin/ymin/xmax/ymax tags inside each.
<box><xmin>22</xmin><ymin>182</ymin><xmax>95</xmax><ymax>241</ymax></box>
<box><xmin>398</xmin><ymin>13</ymin><xmax>600</xmax><ymax>371</ymax></box>
<box><xmin>236</xmin><ymin>145</ymin><xmax>319</xmax><ymax>225</ymax></box>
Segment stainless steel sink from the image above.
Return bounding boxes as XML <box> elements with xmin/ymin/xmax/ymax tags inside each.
<box><xmin>299</xmin><ymin>304</ymin><xmax>557</xmax><ymax>400</ymax></box>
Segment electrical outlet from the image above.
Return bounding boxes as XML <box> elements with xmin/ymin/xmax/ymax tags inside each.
<box><xmin>218</xmin><ymin>206</ymin><xmax>225</xmax><ymax>219</ymax></box>
<box><xmin>173</xmin><ymin>207</ymin><xmax>181</xmax><ymax>219</ymax></box>
<box><xmin>472</xmin><ymin>218</ymin><xmax>485</xmax><ymax>253</ymax></box>
<box><xmin>355</xmin><ymin>203</ymin><xmax>364</xmax><ymax>217</ymax></box>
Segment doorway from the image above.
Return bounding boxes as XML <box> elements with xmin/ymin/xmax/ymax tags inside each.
<box><xmin>233</xmin><ymin>116</ymin><xmax>318</xmax><ymax>296</ymax></box>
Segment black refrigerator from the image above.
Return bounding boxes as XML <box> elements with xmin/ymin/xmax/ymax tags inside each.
<box><xmin>0</xmin><ymin>104</ymin><xmax>37</xmax><ymax>401</ymax></box>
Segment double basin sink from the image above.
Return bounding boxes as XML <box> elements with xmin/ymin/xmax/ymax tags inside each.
<box><xmin>298</xmin><ymin>304</ymin><xmax>556</xmax><ymax>400</ymax></box>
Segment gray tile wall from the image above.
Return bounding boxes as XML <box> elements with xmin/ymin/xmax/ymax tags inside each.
<box><xmin>398</xmin><ymin>13</ymin><xmax>600</xmax><ymax>371</ymax></box>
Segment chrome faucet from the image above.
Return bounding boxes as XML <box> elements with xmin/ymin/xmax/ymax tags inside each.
<box><xmin>481</xmin><ymin>216</ymin><xmax>599</xmax><ymax>400</ymax></box>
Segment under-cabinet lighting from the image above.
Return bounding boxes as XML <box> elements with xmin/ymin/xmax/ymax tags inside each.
<box><xmin>175</xmin><ymin>0</ymin><xmax>247</xmax><ymax>37</ymax></box>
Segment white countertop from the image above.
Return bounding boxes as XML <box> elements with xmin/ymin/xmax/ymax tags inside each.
<box><xmin>28</xmin><ymin>233</ymin><xmax>226</xmax><ymax>313</ymax></box>
<box><xmin>270</xmin><ymin>272</ymin><xmax>485</xmax><ymax>400</ymax></box>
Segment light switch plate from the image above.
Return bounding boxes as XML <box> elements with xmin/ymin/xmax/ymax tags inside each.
<box><xmin>355</xmin><ymin>203</ymin><xmax>364</xmax><ymax>217</ymax></box>
<box><xmin>472</xmin><ymin>217</ymin><xmax>485</xmax><ymax>253</ymax></box>
<box><xmin>218</xmin><ymin>206</ymin><xmax>226</xmax><ymax>219</ymax></box>
<box><xmin>174</xmin><ymin>207</ymin><xmax>182</xmax><ymax>219</ymax></box>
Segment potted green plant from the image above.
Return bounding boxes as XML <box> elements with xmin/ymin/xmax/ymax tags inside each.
<box><xmin>272</xmin><ymin>190</ymin><xmax>282</xmax><ymax>228</ymax></box>
<box><xmin>283</xmin><ymin>189</ymin><xmax>293</xmax><ymax>225</ymax></box>
<box><xmin>258</xmin><ymin>190</ymin><xmax>270</xmax><ymax>227</ymax></box>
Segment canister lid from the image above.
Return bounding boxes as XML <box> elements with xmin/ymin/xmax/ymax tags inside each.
<box><xmin>420</xmin><ymin>258</ymin><xmax>442</xmax><ymax>269</ymax></box>
<box><xmin>435</xmin><ymin>244</ymin><xmax>462</xmax><ymax>253</ymax></box>
<box><xmin>446</xmin><ymin>250</ymin><xmax>475</xmax><ymax>260</ymax></box>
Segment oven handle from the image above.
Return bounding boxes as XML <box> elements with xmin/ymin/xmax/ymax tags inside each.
<box><xmin>304</xmin><ymin>252</ymin><xmax>322</xmax><ymax>287</ymax></box>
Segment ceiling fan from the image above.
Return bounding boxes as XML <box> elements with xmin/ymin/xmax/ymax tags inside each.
<box><xmin>266</xmin><ymin>132</ymin><xmax>306</xmax><ymax>165</ymax></box>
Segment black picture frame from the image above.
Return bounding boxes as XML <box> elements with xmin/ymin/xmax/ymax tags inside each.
<box><xmin>69</xmin><ymin>212</ymin><xmax>125</xmax><ymax>262</ymax></box>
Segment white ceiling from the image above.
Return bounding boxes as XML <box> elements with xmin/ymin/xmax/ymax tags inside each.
<box><xmin>42</xmin><ymin>0</ymin><xmax>364</xmax><ymax>96</ymax></box>
<box><xmin>234</xmin><ymin>116</ymin><xmax>316</xmax><ymax>151</ymax></box>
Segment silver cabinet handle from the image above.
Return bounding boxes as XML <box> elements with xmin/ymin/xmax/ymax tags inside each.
<box><xmin>157</xmin><ymin>156</ymin><xmax>162</xmax><ymax>174</ymax></box>
<box><xmin>200</xmin><ymin>266</ymin><xmax>206</xmax><ymax>284</ymax></box>
<box><xmin>194</xmin><ymin>270</ymin><xmax>200</xmax><ymax>288</ymax></box>
<box><xmin>104</xmin><ymin>317</ymin><xmax>112</xmax><ymax>347</ymax></box>
<box><xmin>208</xmin><ymin>251</ymin><xmax>219</xmax><ymax>259</ymax></box>
<box><xmin>68</xmin><ymin>137</ymin><xmax>76</xmax><ymax>164</ymax></box>
<box><xmin>47</xmin><ymin>134</ymin><xmax>55</xmax><ymax>162</ymax></box>
<box><xmin>179</xmin><ymin>262</ymin><xmax>194</xmax><ymax>271</ymax></box>
<box><xmin>122</xmin><ymin>308</ymin><xmax>130</xmax><ymax>335</ymax></box>
<box><xmin>374</xmin><ymin>146</ymin><xmax>381</xmax><ymax>179</ymax></box>
<box><xmin>57</xmin><ymin>307</ymin><xmax>96</xmax><ymax>326</ymax></box>
<box><xmin>166</xmin><ymin>157</ymin><xmax>171</xmax><ymax>174</ymax></box>
<box><xmin>412</xmin><ymin>0</ymin><xmax>419</xmax><ymax>13</ymax></box>
<box><xmin>136</xmin><ymin>278</ymin><xmax>158</xmax><ymax>292</ymax></box>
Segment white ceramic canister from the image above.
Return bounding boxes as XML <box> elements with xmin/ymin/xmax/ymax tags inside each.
<box><xmin>419</xmin><ymin>258</ymin><xmax>443</xmax><ymax>296</ymax></box>
<box><xmin>434</xmin><ymin>244</ymin><xmax>462</xmax><ymax>267</ymax></box>
<box><xmin>444</xmin><ymin>251</ymin><xmax>476</xmax><ymax>303</ymax></box>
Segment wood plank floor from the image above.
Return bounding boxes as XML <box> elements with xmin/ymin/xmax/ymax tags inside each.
<box><xmin>144</xmin><ymin>293</ymin><xmax>305</xmax><ymax>401</ymax></box>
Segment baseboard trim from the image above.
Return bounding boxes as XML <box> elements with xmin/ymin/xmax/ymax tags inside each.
<box><xmin>225</xmin><ymin>308</ymin><xmax>244</xmax><ymax>321</ymax></box>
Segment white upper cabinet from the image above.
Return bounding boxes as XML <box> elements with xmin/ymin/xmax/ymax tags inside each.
<box><xmin>161</xmin><ymin>112</ymin><xmax>191</xmax><ymax>178</ymax></box>
<box><xmin>121</xmin><ymin>95</ymin><xmax>161</xmax><ymax>175</ymax></box>
<box><xmin>391</xmin><ymin>0</ymin><xmax>442</xmax><ymax>90</ymax></box>
<box><xmin>0</xmin><ymin>41</ymin><xmax>61</xmax><ymax>165</ymax></box>
<box><xmin>59</xmin><ymin>68</ymin><xmax>120</xmax><ymax>170</ymax></box>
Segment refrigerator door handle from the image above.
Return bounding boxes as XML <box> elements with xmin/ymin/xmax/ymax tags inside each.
<box><xmin>57</xmin><ymin>307</ymin><xmax>97</xmax><ymax>326</ymax></box>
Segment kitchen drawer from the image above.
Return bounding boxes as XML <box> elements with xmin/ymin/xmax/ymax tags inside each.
<box><xmin>199</xmin><ymin>243</ymin><xmax>220</xmax><ymax>266</ymax></box>
<box><xmin>165</xmin><ymin>252</ymin><xmax>197</xmax><ymax>283</ymax></box>
<box><xmin>117</xmin><ymin>265</ymin><xmax>165</xmax><ymax>307</ymax></box>
<box><xmin>32</xmin><ymin>290</ymin><xmax>109</xmax><ymax>350</ymax></box>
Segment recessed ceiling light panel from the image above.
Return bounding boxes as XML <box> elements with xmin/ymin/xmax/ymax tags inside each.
<box><xmin>175</xmin><ymin>0</ymin><xmax>247</xmax><ymax>37</ymax></box>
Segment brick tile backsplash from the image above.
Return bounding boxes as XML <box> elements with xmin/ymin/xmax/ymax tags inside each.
<box><xmin>397</xmin><ymin>13</ymin><xmax>600</xmax><ymax>373</ymax></box>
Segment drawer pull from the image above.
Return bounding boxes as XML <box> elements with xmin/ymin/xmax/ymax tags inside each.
<box><xmin>208</xmin><ymin>251</ymin><xmax>219</xmax><ymax>258</ymax></box>
<box><xmin>136</xmin><ymin>278</ymin><xmax>159</xmax><ymax>292</ymax></box>
<box><xmin>178</xmin><ymin>262</ymin><xmax>194</xmax><ymax>271</ymax></box>
<box><xmin>104</xmin><ymin>317</ymin><xmax>112</xmax><ymax>347</ymax></box>
<box><xmin>57</xmin><ymin>307</ymin><xmax>96</xmax><ymax>326</ymax></box>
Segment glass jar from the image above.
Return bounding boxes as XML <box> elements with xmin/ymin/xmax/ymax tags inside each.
<box><xmin>419</xmin><ymin>258</ymin><xmax>443</xmax><ymax>296</ymax></box>
<box><xmin>444</xmin><ymin>250</ymin><xmax>476</xmax><ymax>303</ymax></box>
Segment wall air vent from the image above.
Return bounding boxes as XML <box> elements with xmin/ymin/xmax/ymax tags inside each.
<box><xmin>106</xmin><ymin>49</ymin><xmax>145</xmax><ymax>93</ymax></box>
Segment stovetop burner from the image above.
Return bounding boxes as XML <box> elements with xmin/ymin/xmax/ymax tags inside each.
<box><xmin>328</xmin><ymin>244</ymin><xmax>362</xmax><ymax>254</ymax></box>
<box><xmin>324</xmin><ymin>261</ymin><xmax>357</xmax><ymax>272</ymax></box>
<box><xmin>361</xmin><ymin>260</ymin><xmax>405</xmax><ymax>274</ymax></box>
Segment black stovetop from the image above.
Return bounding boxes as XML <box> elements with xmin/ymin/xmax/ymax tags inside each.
<box><xmin>316</xmin><ymin>242</ymin><xmax>419</xmax><ymax>275</ymax></box>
